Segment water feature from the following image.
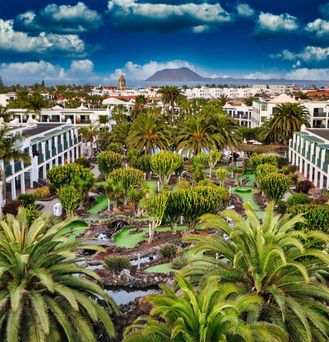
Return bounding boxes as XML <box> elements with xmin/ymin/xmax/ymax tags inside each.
<box><xmin>131</xmin><ymin>255</ymin><xmax>155</xmax><ymax>266</ymax></box>
<box><xmin>106</xmin><ymin>287</ymin><xmax>158</xmax><ymax>305</ymax></box>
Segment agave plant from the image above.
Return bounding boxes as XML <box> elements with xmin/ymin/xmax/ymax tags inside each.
<box><xmin>0</xmin><ymin>208</ymin><xmax>119</xmax><ymax>342</ymax></box>
<box><xmin>183</xmin><ymin>202</ymin><xmax>329</xmax><ymax>341</ymax></box>
<box><xmin>123</xmin><ymin>274</ymin><xmax>287</xmax><ymax>342</ymax></box>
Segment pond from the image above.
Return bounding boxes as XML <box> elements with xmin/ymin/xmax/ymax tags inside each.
<box><xmin>106</xmin><ymin>287</ymin><xmax>158</xmax><ymax>305</ymax></box>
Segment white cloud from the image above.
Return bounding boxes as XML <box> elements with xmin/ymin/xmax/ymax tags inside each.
<box><xmin>255</xmin><ymin>12</ymin><xmax>299</xmax><ymax>36</ymax></box>
<box><xmin>17</xmin><ymin>2</ymin><xmax>102</xmax><ymax>33</ymax></box>
<box><xmin>108</xmin><ymin>60</ymin><xmax>199</xmax><ymax>80</ymax></box>
<box><xmin>242</xmin><ymin>71</ymin><xmax>284</xmax><ymax>80</ymax></box>
<box><xmin>0</xmin><ymin>19</ymin><xmax>85</xmax><ymax>54</ymax></box>
<box><xmin>305</xmin><ymin>18</ymin><xmax>329</xmax><ymax>44</ymax></box>
<box><xmin>0</xmin><ymin>61</ymin><xmax>66</xmax><ymax>84</ymax></box>
<box><xmin>271</xmin><ymin>46</ymin><xmax>329</xmax><ymax>63</ymax></box>
<box><xmin>192</xmin><ymin>25</ymin><xmax>210</xmax><ymax>33</ymax></box>
<box><xmin>107</xmin><ymin>0</ymin><xmax>231</xmax><ymax>32</ymax></box>
<box><xmin>243</xmin><ymin>68</ymin><xmax>329</xmax><ymax>81</ymax></box>
<box><xmin>0</xmin><ymin>60</ymin><xmax>98</xmax><ymax>85</ymax></box>
<box><xmin>236</xmin><ymin>3</ymin><xmax>255</xmax><ymax>17</ymax></box>
<box><xmin>69</xmin><ymin>59</ymin><xmax>94</xmax><ymax>74</ymax></box>
<box><xmin>286</xmin><ymin>68</ymin><xmax>329</xmax><ymax>80</ymax></box>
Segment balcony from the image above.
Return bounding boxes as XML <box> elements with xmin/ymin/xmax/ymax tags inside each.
<box><xmin>14</xmin><ymin>161</ymin><xmax>22</xmax><ymax>172</ymax></box>
<box><xmin>38</xmin><ymin>154</ymin><xmax>44</xmax><ymax>164</ymax></box>
<box><xmin>64</xmin><ymin>142</ymin><xmax>68</xmax><ymax>150</ymax></box>
<box><xmin>58</xmin><ymin>144</ymin><xmax>63</xmax><ymax>153</ymax></box>
<box><xmin>46</xmin><ymin>151</ymin><xmax>51</xmax><ymax>160</ymax></box>
<box><xmin>5</xmin><ymin>165</ymin><xmax>12</xmax><ymax>176</ymax></box>
<box><xmin>52</xmin><ymin>147</ymin><xmax>57</xmax><ymax>157</ymax></box>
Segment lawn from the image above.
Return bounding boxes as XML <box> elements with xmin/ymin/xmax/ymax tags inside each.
<box><xmin>87</xmin><ymin>195</ymin><xmax>108</xmax><ymax>214</ymax></box>
<box><xmin>114</xmin><ymin>225</ymin><xmax>188</xmax><ymax>249</ymax></box>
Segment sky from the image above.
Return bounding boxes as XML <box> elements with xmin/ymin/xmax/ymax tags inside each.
<box><xmin>1</xmin><ymin>0</ymin><xmax>329</xmax><ymax>85</ymax></box>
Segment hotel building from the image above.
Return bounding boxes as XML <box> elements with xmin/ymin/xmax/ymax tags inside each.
<box><xmin>289</xmin><ymin>125</ymin><xmax>329</xmax><ymax>189</ymax></box>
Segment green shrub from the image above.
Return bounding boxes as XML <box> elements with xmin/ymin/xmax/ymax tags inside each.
<box><xmin>34</xmin><ymin>186</ymin><xmax>51</xmax><ymax>199</ymax></box>
<box><xmin>48</xmin><ymin>184</ymin><xmax>57</xmax><ymax>195</ymax></box>
<box><xmin>158</xmin><ymin>244</ymin><xmax>178</xmax><ymax>260</ymax></box>
<box><xmin>171</xmin><ymin>256</ymin><xmax>188</xmax><ymax>270</ymax></box>
<box><xmin>25</xmin><ymin>205</ymin><xmax>41</xmax><ymax>226</ymax></box>
<box><xmin>260</xmin><ymin>173</ymin><xmax>291</xmax><ymax>203</ymax></box>
<box><xmin>276</xmin><ymin>200</ymin><xmax>287</xmax><ymax>214</ymax></box>
<box><xmin>107</xmin><ymin>142</ymin><xmax>123</xmax><ymax>154</ymax></box>
<box><xmin>288</xmin><ymin>204</ymin><xmax>329</xmax><ymax>232</ymax></box>
<box><xmin>75</xmin><ymin>157</ymin><xmax>91</xmax><ymax>168</ymax></box>
<box><xmin>103</xmin><ymin>255</ymin><xmax>131</xmax><ymax>273</ymax></box>
<box><xmin>18</xmin><ymin>193</ymin><xmax>36</xmax><ymax>207</ymax></box>
<box><xmin>248</xmin><ymin>154</ymin><xmax>278</xmax><ymax>171</ymax></box>
<box><xmin>286</xmin><ymin>193</ymin><xmax>310</xmax><ymax>207</ymax></box>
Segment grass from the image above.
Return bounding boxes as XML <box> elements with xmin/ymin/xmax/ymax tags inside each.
<box><xmin>114</xmin><ymin>225</ymin><xmax>189</xmax><ymax>249</ymax></box>
<box><xmin>87</xmin><ymin>195</ymin><xmax>108</xmax><ymax>214</ymax></box>
<box><xmin>144</xmin><ymin>262</ymin><xmax>174</xmax><ymax>273</ymax></box>
<box><xmin>145</xmin><ymin>180</ymin><xmax>158</xmax><ymax>195</ymax></box>
<box><xmin>63</xmin><ymin>220</ymin><xmax>88</xmax><ymax>238</ymax></box>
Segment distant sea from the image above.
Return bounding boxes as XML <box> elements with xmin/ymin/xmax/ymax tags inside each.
<box><xmin>126</xmin><ymin>79</ymin><xmax>329</xmax><ymax>88</ymax></box>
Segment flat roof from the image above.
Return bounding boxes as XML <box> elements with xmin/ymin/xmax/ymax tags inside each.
<box><xmin>22</xmin><ymin>124</ymin><xmax>65</xmax><ymax>138</ymax></box>
<box><xmin>308</xmin><ymin>129</ymin><xmax>329</xmax><ymax>142</ymax></box>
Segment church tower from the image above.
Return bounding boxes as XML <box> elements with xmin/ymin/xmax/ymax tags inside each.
<box><xmin>118</xmin><ymin>74</ymin><xmax>126</xmax><ymax>90</ymax></box>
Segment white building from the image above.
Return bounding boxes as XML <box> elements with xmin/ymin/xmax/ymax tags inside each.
<box><xmin>7</xmin><ymin>104</ymin><xmax>122</xmax><ymax>127</ymax></box>
<box><xmin>252</xmin><ymin>84</ymin><xmax>294</xmax><ymax>95</ymax></box>
<box><xmin>1</xmin><ymin>122</ymin><xmax>81</xmax><ymax>204</ymax></box>
<box><xmin>0</xmin><ymin>92</ymin><xmax>16</xmax><ymax>107</ymax></box>
<box><xmin>289</xmin><ymin>126</ymin><xmax>329</xmax><ymax>189</ymax></box>
<box><xmin>183</xmin><ymin>86</ymin><xmax>260</xmax><ymax>99</ymax></box>
<box><xmin>223</xmin><ymin>103</ymin><xmax>253</xmax><ymax>127</ymax></box>
<box><xmin>251</xmin><ymin>94</ymin><xmax>329</xmax><ymax>129</ymax></box>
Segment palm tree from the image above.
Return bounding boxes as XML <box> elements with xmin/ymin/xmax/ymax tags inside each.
<box><xmin>0</xmin><ymin>127</ymin><xmax>30</xmax><ymax>210</ymax></box>
<box><xmin>110</xmin><ymin>123</ymin><xmax>131</xmax><ymax>147</ymax></box>
<box><xmin>183</xmin><ymin>203</ymin><xmax>329</xmax><ymax>341</ymax></box>
<box><xmin>0</xmin><ymin>106</ymin><xmax>12</xmax><ymax>122</ymax></box>
<box><xmin>261</xmin><ymin>103</ymin><xmax>310</xmax><ymax>145</ymax></box>
<box><xmin>127</xmin><ymin>113</ymin><xmax>170</xmax><ymax>154</ymax></box>
<box><xmin>132</xmin><ymin>95</ymin><xmax>147</xmax><ymax>120</ymax></box>
<box><xmin>208</xmin><ymin>112</ymin><xmax>242</xmax><ymax>149</ymax></box>
<box><xmin>158</xmin><ymin>86</ymin><xmax>182</xmax><ymax>119</ymax></box>
<box><xmin>27</xmin><ymin>92</ymin><xmax>46</xmax><ymax>120</ymax></box>
<box><xmin>218</xmin><ymin>94</ymin><xmax>229</xmax><ymax>106</ymax></box>
<box><xmin>123</xmin><ymin>274</ymin><xmax>287</xmax><ymax>342</ymax></box>
<box><xmin>0</xmin><ymin>208</ymin><xmax>118</xmax><ymax>341</ymax></box>
<box><xmin>176</xmin><ymin>115</ymin><xmax>216</xmax><ymax>156</ymax></box>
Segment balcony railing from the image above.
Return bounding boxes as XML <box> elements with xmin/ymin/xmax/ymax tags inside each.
<box><xmin>14</xmin><ymin>162</ymin><xmax>22</xmax><ymax>172</ymax></box>
<box><xmin>58</xmin><ymin>144</ymin><xmax>63</xmax><ymax>153</ymax></box>
<box><xmin>46</xmin><ymin>151</ymin><xmax>51</xmax><ymax>160</ymax></box>
<box><xmin>38</xmin><ymin>154</ymin><xmax>44</xmax><ymax>164</ymax></box>
<box><xmin>52</xmin><ymin>147</ymin><xmax>57</xmax><ymax>157</ymax></box>
<box><xmin>64</xmin><ymin>142</ymin><xmax>68</xmax><ymax>150</ymax></box>
<box><xmin>5</xmin><ymin>165</ymin><xmax>12</xmax><ymax>176</ymax></box>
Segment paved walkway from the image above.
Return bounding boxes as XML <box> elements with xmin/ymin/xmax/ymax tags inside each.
<box><xmin>37</xmin><ymin>198</ymin><xmax>59</xmax><ymax>215</ymax></box>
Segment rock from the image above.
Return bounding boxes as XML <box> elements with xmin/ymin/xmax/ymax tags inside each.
<box><xmin>120</xmin><ymin>269</ymin><xmax>131</xmax><ymax>278</ymax></box>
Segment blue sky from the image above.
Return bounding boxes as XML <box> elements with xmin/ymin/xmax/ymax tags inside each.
<box><xmin>1</xmin><ymin>0</ymin><xmax>329</xmax><ymax>84</ymax></box>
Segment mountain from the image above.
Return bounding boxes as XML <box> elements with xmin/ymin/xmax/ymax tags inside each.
<box><xmin>145</xmin><ymin>67</ymin><xmax>207</xmax><ymax>82</ymax></box>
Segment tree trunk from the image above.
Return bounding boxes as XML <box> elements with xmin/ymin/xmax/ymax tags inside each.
<box><xmin>171</xmin><ymin>222</ymin><xmax>177</xmax><ymax>235</ymax></box>
<box><xmin>107</xmin><ymin>199</ymin><xmax>111</xmax><ymax>211</ymax></box>
<box><xmin>148</xmin><ymin>222</ymin><xmax>155</xmax><ymax>244</ymax></box>
<box><xmin>124</xmin><ymin>196</ymin><xmax>128</xmax><ymax>206</ymax></box>
<box><xmin>112</xmin><ymin>200</ymin><xmax>118</xmax><ymax>211</ymax></box>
